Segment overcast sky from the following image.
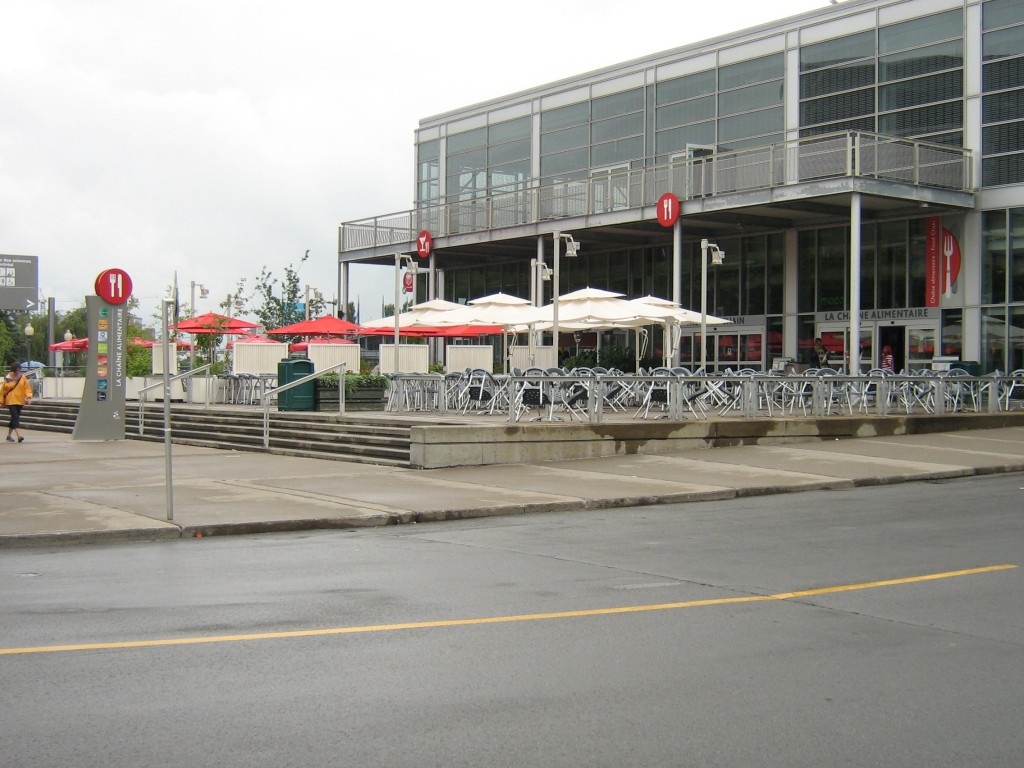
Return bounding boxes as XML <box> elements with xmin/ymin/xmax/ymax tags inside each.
<box><xmin>1</xmin><ymin>0</ymin><xmax>829</xmax><ymax>326</ymax></box>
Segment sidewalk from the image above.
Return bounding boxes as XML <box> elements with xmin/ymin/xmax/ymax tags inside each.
<box><xmin>2</xmin><ymin>425</ymin><xmax>1023</xmax><ymax>546</ymax></box>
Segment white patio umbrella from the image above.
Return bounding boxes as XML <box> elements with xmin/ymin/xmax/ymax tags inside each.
<box><xmin>439</xmin><ymin>292</ymin><xmax>547</xmax><ymax>372</ymax></box>
<box><xmin>362</xmin><ymin>298</ymin><xmax>465</xmax><ymax>328</ymax></box>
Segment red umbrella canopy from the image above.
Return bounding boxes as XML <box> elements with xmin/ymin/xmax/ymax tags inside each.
<box><xmin>267</xmin><ymin>315</ymin><xmax>361</xmax><ymax>336</ymax></box>
<box><xmin>48</xmin><ymin>337</ymin><xmax>89</xmax><ymax>352</ymax></box>
<box><xmin>173</xmin><ymin>312</ymin><xmax>259</xmax><ymax>335</ymax></box>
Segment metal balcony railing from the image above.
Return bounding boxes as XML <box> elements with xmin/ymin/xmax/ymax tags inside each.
<box><xmin>339</xmin><ymin>131</ymin><xmax>973</xmax><ymax>253</ymax></box>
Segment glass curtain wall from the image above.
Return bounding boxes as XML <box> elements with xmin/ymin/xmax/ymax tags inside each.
<box><xmin>982</xmin><ymin>207</ymin><xmax>1024</xmax><ymax>371</ymax></box>
<box><xmin>799</xmin><ymin>8</ymin><xmax>965</xmax><ymax>145</ymax></box>
<box><xmin>982</xmin><ymin>0</ymin><xmax>1024</xmax><ymax>185</ymax></box>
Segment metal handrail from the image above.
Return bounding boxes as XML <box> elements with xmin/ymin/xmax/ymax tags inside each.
<box><xmin>340</xmin><ymin>131</ymin><xmax>973</xmax><ymax>252</ymax></box>
<box><xmin>137</xmin><ymin>364</ymin><xmax>214</xmax><ymax>435</ymax></box>
<box><xmin>261</xmin><ymin>363</ymin><xmax>347</xmax><ymax>448</ymax></box>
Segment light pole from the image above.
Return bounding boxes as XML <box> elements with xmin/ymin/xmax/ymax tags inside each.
<box><xmin>699</xmin><ymin>238</ymin><xmax>725</xmax><ymax>372</ymax></box>
<box><xmin>23</xmin><ymin>322</ymin><xmax>34</xmax><ymax>364</ymax></box>
<box><xmin>394</xmin><ymin>253</ymin><xmax>417</xmax><ymax>375</ymax></box>
<box><xmin>551</xmin><ymin>231</ymin><xmax>580</xmax><ymax>365</ymax></box>
<box><xmin>189</xmin><ymin>281</ymin><xmax>208</xmax><ymax>371</ymax></box>
<box><xmin>304</xmin><ymin>285</ymin><xmax>323</xmax><ymax>321</ymax></box>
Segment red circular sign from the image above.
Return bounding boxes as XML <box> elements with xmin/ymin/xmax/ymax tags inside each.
<box><xmin>94</xmin><ymin>268</ymin><xmax>133</xmax><ymax>304</ymax></box>
<box><xmin>416</xmin><ymin>230</ymin><xmax>433</xmax><ymax>258</ymax></box>
<box><xmin>402</xmin><ymin>271</ymin><xmax>414</xmax><ymax>293</ymax></box>
<box><xmin>656</xmin><ymin>192</ymin><xmax>680</xmax><ymax>227</ymax></box>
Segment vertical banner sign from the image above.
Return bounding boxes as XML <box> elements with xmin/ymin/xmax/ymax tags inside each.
<box><xmin>925</xmin><ymin>216</ymin><xmax>941</xmax><ymax>308</ymax></box>
<box><xmin>73</xmin><ymin>269</ymin><xmax>133</xmax><ymax>441</ymax></box>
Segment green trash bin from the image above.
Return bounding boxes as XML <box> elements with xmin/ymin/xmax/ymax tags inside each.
<box><xmin>277</xmin><ymin>358</ymin><xmax>315</xmax><ymax>411</ymax></box>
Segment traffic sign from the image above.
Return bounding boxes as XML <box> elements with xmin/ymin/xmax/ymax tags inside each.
<box><xmin>416</xmin><ymin>230</ymin><xmax>433</xmax><ymax>258</ymax></box>
<box><xmin>94</xmin><ymin>268</ymin><xmax>133</xmax><ymax>305</ymax></box>
<box><xmin>0</xmin><ymin>254</ymin><xmax>39</xmax><ymax>311</ymax></box>
<box><xmin>656</xmin><ymin>193</ymin><xmax>680</xmax><ymax>227</ymax></box>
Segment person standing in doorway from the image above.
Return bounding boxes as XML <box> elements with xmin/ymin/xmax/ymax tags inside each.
<box><xmin>2</xmin><ymin>363</ymin><xmax>33</xmax><ymax>443</ymax></box>
<box><xmin>881</xmin><ymin>345</ymin><xmax>895</xmax><ymax>373</ymax></box>
<box><xmin>813</xmin><ymin>337</ymin><xmax>829</xmax><ymax>368</ymax></box>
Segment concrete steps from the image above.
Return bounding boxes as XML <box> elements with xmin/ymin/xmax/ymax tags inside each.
<box><xmin>18</xmin><ymin>401</ymin><xmax>413</xmax><ymax>467</ymax></box>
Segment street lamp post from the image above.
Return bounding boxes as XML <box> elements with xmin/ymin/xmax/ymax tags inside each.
<box><xmin>304</xmin><ymin>285</ymin><xmax>323</xmax><ymax>321</ymax></box>
<box><xmin>189</xmin><ymin>281</ymin><xmax>208</xmax><ymax>372</ymax></box>
<box><xmin>23</xmin><ymin>322</ymin><xmax>34</xmax><ymax>365</ymax></box>
<box><xmin>551</xmin><ymin>231</ymin><xmax>580</xmax><ymax>365</ymax></box>
<box><xmin>699</xmin><ymin>238</ymin><xmax>725</xmax><ymax>372</ymax></box>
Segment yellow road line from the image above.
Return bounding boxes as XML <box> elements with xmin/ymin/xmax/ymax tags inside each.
<box><xmin>1</xmin><ymin>564</ymin><xmax>1015</xmax><ymax>656</ymax></box>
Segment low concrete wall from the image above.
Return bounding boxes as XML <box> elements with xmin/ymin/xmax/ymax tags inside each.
<box><xmin>408</xmin><ymin>412</ymin><xmax>1024</xmax><ymax>469</ymax></box>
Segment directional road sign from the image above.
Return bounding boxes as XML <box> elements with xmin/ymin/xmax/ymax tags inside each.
<box><xmin>0</xmin><ymin>254</ymin><xmax>40</xmax><ymax>311</ymax></box>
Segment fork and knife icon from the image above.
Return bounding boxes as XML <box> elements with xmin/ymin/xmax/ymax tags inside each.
<box><xmin>942</xmin><ymin>232</ymin><xmax>955</xmax><ymax>299</ymax></box>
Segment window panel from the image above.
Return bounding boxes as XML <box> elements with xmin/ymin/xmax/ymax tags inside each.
<box><xmin>983</xmin><ymin>0</ymin><xmax>1024</xmax><ymax>31</ymax></box>
<box><xmin>655</xmin><ymin>95</ymin><xmax>715</xmax><ymax>130</ymax></box>
<box><xmin>487</xmin><ymin>137</ymin><xmax>531</xmax><ymax>166</ymax></box>
<box><xmin>800</xmin><ymin>30</ymin><xmax>875</xmax><ymax>72</ymax></box>
<box><xmin>446</xmin><ymin>147</ymin><xmax>486</xmax><ymax>175</ymax></box>
<box><xmin>879</xmin><ymin>9</ymin><xmax>962</xmax><ymax>55</ymax></box>
<box><xmin>879</xmin><ymin>70</ymin><xmax>962</xmax><ymax>111</ymax></box>
<box><xmin>767</xmin><ymin>233</ymin><xmax>784</xmax><ymax>314</ymax></box>
<box><xmin>718</xmin><ymin>133</ymin><xmax>783</xmax><ymax>152</ymax></box>
<box><xmin>817</xmin><ymin>227</ymin><xmax>847</xmax><ymax>312</ymax></box>
<box><xmin>1012</xmin><ymin>207</ymin><xmax>1024</xmax><ymax>302</ymax></box>
<box><xmin>984</xmin><ymin>26</ymin><xmax>1024</xmax><ymax>62</ymax></box>
<box><xmin>541</xmin><ymin>101</ymin><xmax>589</xmax><ymax>132</ymax></box>
<box><xmin>417</xmin><ymin>139</ymin><xmax>439</xmax><ymax>163</ymax></box>
<box><xmin>983</xmin><ymin>152</ymin><xmax>1024</xmax><ymax>186</ymax></box>
<box><xmin>488</xmin><ymin>117</ymin><xmax>530</xmax><ymax>144</ymax></box>
<box><xmin>797</xmin><ymin>230</ymin><xmax>817</xmax><ymax>314</ymax></box>
<box><xmin>656</xmin><ymin>69</ymin><xmax>715</xmax><ymax>104</ymax></box>
<box><xmin>984</xmin><ymin>89</ymin><xmax>1024</xmax><ymax>122</ymax></box>
<box><xmin>718</xmin><ymin>53</ymin><xmax>784</xmax><ymax>90</ymax></box>
<box><xmin>591</xmin><ymin>113</ymin><xmax>644</xmax><ymax>143</ymax></box>
<box><xmin>801</xmin><ymin>88</ymin><xmax>875</xmax><ymax>126</ymax></box>
<box><xmin>592</xmin><ymin>88</ymin><xmax>644</xmax><ymax>119</ymax></box>
<box><xmin>800</xmin><ymin>61</ymin><xmax>875</xmax><ymax>98</ymax></box>
<box><xmin>540</xmin><ymin>124</ymin><xmax>589</xmax><ymax>154</ymax></box>
<box><xmin>655</xmin><ymin>121</ymin><xmax>715</xmax><ymax>155</ymax></box>
<box><xmin>540</xmin><ymin>147</ymin><xmax>589</xmax><ymax>177</ymax></box>
<box><xmin>718</xmin><ymin>80</ymin><xmax>783</xmax><ymax>116</ymax></box>
<box><xmin>983</xmin><ymin>122</ymin><xmax>1024</xmax><ymax>154</ymax></box>
<box><xmin>983</xmin><ymin>209</ymin><xmax>1007</xmax><ymax>304</ymax></box>
<box><xmin>591</xmin><ymin>136</ymin><xmax>644</xmax><ymax>166</ymax></box>
<box><xmin>799</xmin><ymin>116</ymin><xmax>876</xmax><ymax>137</ymax></box>
<box><xmin>489</xmin><ymin>160</ymin><xmax>530</xmax><ymax>191</ymax></box>
<box><xmin>718</xmin><ymin>106</ymin><xmax>783</xmax><ymax>142</ymax></box>
<box><xmin>879</xmin><ymin>39</ymin><xmax>963</xmax><ymax>81</ymax></box>
<box><xmin>878</xmin><ymin>101</ymin><xmax>963</xmax><ymax>137</ymax></box>
<box><xmin>446</xmin><ymin>127</ymin><xmax>486</xmax><ymax>153</ymax></box>
<box><xmin>983</xmin><ymin>55</ymin><xmax>1024</xmax><ymax>91</ymax></box>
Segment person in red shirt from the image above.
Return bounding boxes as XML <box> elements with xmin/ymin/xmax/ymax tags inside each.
<box><xmin>881</xmin><ymin>345</ymin><xmax>895</xmax><ymax>373</ymax></box>
<box><xmin>2</xmin><ymin>363</ymin><xmax>33</xmax><ymax>443</ymax></box>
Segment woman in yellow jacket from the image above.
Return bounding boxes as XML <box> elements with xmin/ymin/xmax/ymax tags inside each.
<box><xmin>2</xmin><ymin>362</ymin><xmax>33</xmax><ymax>443</ymax></box>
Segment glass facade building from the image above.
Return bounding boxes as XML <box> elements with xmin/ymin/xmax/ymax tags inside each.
<box><xmin>341</xmin><ymin>0</ymin><xmax>1024</xmax><ymax>375</ymax></box>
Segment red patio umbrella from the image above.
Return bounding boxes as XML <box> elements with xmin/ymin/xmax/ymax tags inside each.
<box><xmin>173</xmin><ymin>312</ymin><xmax>259</xmax><ymax>335</ymax></box>
<box><xmin>267</xmin><ymin>315</ymin><xmax>361</xmax><ymax>336</ymax></box>
<box><xmin>48</xmin><ymin>337</ymin><xmax>89</xmax><ymax>352</ymax></box>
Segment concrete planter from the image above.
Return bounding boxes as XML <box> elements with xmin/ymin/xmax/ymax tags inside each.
<box><xmin>316</xmin><ymin>387</ymin><xmax>385</xmax><ymax>411</ymax></box>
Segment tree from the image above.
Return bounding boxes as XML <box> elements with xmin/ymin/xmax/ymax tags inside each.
<box><xmin>234</xmin><ymin>250</ymin><xmax>326</xmax><ymax>330</ymax></box>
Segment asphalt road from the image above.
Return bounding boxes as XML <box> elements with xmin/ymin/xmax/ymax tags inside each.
<box><xmin>2</xmin><ymin>473</ymin><xmax>1021</xmax><ymax>768</ymax></box>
